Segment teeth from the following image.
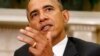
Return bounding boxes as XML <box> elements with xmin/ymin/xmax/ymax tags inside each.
<box><xmin>43</xmin><ymin>26</ymin><xmax>49</xmax><ymax>31</ymax></box>
<box><xmin>41</xmin><ymin>25</ymin><xmax>51</xmax><ymax>32</ymax></box>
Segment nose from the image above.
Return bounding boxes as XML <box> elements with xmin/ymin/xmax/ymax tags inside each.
<box><xmin>39</xmin><ymin>12</ymin><xmax>48</xmax><ymax>22</ymax></box>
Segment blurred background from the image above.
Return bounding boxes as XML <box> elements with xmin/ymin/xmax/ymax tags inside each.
<box><xmin>0</xmin><ymin>0</ymin><xmax>100</xmax><ymax>56</ymax></box>
<box><xmin>0</xmin><ymin>0</ymin><xmax>100</xmax><ymax>11</ymax></box>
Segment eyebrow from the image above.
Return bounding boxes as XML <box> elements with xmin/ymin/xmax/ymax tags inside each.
<box><xmin>29</xmin><ymin>5</ymin><xmax>54</xmax><ymax>16</ymax></box>
<box><xmin>43</xmin><ymin>5</ymin><xmax>54</xmax><ymax>9</ymax></box>
<box><xmin>30</xmin><ymin>10</ymin><xmax>38</xmax><ymax>16</ymax></box>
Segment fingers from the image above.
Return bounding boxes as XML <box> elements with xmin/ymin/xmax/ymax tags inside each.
<box><xmin>19</xmin><ymin>28</ymin><xmax>42</xmax><ymax>42</ymax></box>
<box><xmin>17</xmin><ymin>27</ymin><xmax>38</xmax><ymax>46</ymax></box>
<box><xmin>17</xmin><ymin>27</ymin><xmax>46</xmax><ymax>46</ymax></box>
<box><xmin>46</xmin><ymin>31</ymin><xmax>52</xmax><ymax>42</ymax></box>
<box><xmin>17</xmin><ymin>36</ymin><xmax>35</xmax><ymax>46</ymax></box>
<box><xmin>29</xmin><ymin>47</ymin><xmax>40</xmax><ymax>56</ymax></box>
<box><xmin>25</xmin><ymin>27</ymin><xmax>38</xmax><ymax>34</ymax></box>
<box><xmin>17</xmin><ymin>26</ymin><xmax>53</xmax><ymax>56</ymax></box>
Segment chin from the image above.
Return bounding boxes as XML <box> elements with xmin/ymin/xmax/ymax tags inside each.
<box><xmin>50</xmin><ymin>31</ymin><xmax>59</xmax><ymax>38</ymax></box>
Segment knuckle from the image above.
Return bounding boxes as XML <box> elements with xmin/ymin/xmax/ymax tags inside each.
<box><xmin>28</xmin><ymin>40</ymin><xmax>33</xmax><ymax>44</ymax></box>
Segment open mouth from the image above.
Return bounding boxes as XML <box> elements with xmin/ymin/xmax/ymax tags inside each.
<box><xmin>40</xmin><ymin>24</ymin><xmax>53</xmax><ymax>32</ymax></box>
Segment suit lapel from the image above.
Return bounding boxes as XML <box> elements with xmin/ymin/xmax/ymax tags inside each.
<box><xmin>63</xmin><ymin>38</ymin><xmax>79</xmax><ymax>56</ymax></box>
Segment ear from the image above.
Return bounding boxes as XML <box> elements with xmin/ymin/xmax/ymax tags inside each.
<box><xmin>62</xmin><ymin>10</ymin><xmax>69</xmax><ymax>23</ymax></box>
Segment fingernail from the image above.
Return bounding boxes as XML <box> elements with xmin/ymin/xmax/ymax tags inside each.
<box><xmin>20</xmin><ymin>29</ymin><xmax>25</xmax><ymax>33</ymax></box>
<box><xmin>25</xmin><ymin>27</ymin><xmax>30</xmax><ymax>30</ymax></box>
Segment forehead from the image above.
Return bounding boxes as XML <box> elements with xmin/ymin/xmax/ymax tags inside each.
<box><xmin>28</xmin><ymin>0</ymin><xmax>59</xmax><ymax>12</ymax></box>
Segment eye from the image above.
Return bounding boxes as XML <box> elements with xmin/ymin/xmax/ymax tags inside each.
<box><xmin>31</xmin><ymin>12</ymin><xmax>38</xmax><ymax>18</ymax></box>
<box><xmin>46</xmin><ymin>7</ymin><xmax>54</xmax><ymax>12</ymax></box>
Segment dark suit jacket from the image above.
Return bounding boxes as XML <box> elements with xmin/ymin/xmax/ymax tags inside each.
<box><xmin>14</xmin><ymin>37</ymin><xmax>100</xmax><ymax>56</ymax></box>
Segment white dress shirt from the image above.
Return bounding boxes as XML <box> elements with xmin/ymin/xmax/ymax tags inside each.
<box><xmin>52</xmin><ymin>35</ymin><xmax>68</xmax><ymax>56</ymax></box>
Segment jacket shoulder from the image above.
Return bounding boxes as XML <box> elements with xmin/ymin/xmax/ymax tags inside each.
<box><xmin>69</xmin><ymin>37</ymin><xmax>100</xmax><ymax>56</ymax></box>
<box><xmin>14</xmin><ymin>44</ymin><xmax>30</xmax><ymax>56</ymax></box>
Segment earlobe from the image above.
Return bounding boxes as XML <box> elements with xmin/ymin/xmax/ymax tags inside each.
<box><xmin>62</xmin><ymin>10</ymin><xmax>69</xmax><ymax>23</ymax></box>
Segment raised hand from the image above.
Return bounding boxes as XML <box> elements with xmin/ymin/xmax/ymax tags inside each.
<box><xmin>17</xmin><ymin>27</ymin><xmax>53</xmax><ymax>56</ymax></box>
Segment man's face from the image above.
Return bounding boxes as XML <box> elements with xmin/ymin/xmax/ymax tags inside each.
<box><xmin>27</xmin><ymin>0</ymin><xmax>69</xmax><ymax>38</ymax></box>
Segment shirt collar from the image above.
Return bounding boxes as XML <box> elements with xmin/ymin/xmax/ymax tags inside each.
<box><xmin>53</xmin><ymin>35</ymin><xmax>68</xmax><ymax>56</ymax></box>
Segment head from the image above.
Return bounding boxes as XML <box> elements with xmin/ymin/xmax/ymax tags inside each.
<box><xmin>27</xmin><ymin>0</ymin><xmax>69</xmax><ymax>43</ymax></box>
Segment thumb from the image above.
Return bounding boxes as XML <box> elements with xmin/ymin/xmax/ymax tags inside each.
<box><xmin>46</xmin><ymin>31</ymin><xmax>52</xmax><ymax>42</ymax></box>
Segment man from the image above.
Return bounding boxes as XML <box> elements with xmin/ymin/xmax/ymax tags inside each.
<box><xmin>14</xmin><ymin>0</ymin><xmax>100</xmax><ymax>56</ymax></box>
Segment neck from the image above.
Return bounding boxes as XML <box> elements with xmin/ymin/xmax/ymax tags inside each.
<box><xmin>52</xmin><ymin>30</ymin><xmax>66</xmax><ymax>46</ymax></box>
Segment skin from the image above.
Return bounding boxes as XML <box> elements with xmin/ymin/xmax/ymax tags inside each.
<box><xmin>17</xmin><ymin>0</ymin><xmax>69</xmax><ymax>56</ymax></box>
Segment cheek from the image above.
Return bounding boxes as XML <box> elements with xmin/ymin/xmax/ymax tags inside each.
<box><xmin>53</xmin><ymin>11</ymin><xmax>65</xmax><ymax>22</ymax></box>
<box><xmin>29</xmin><ymin>21</ymin><xmax>38</xmax><ymax>29</ymax></box>
<box><xmin>53</xmin><ymin>14</ymin><xmax>65</xmax><ymax>26</ymax></box>
<box><xmin>53</xmin><ymin>15</ymin><xmax>65</xmax><ymax>32</ymax></box>
<box><xmin>29</xmin><ymin>23</ymin><xmax>35</xmax><ymax>28</ymax></box>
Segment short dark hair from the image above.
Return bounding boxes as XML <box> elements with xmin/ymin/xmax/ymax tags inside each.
<box><xmin>27</xmin><ymin>0</ymin><xmax>64</xmax><ymax>10</ymax></box>
<box><xmin>57</xmin><ymin>0</ymin><xmax>64</xmax><ymax>10</ymax></box>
